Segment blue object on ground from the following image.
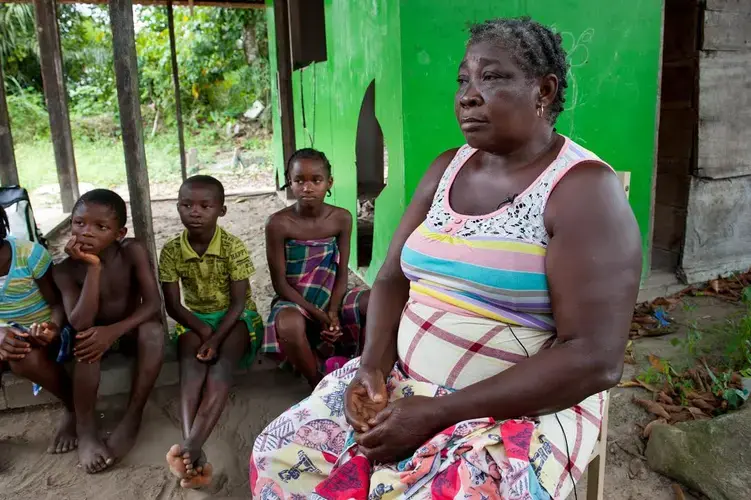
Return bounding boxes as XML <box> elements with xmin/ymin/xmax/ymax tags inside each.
<box><xmin>653</xmin><ymin>308</ymin><xmax>670</xmax><ymax>327</ymax></box>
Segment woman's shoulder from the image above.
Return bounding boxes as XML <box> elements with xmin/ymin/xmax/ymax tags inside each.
<box><xmin>417</xmin><ymin>147</ymin><xmax>464</xmax><ymax>193</ymax></box>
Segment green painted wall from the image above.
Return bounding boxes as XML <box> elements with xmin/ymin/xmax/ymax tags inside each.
<box><xmin>265</xmin><ymin>1</ymin><xmax>284</xmax><ymax>189</ymax></box>
<box><xmin>399</xmin><ymin>0</ymin><xmax>663</xmax><ymax>273</ymax></box>
<box><xmin>267</xmin><ymin>1</ymin><xmax>663</xmax><ymax>281</ymax></box>
<box><xmin>267</xmin><ymin>0</ymin><xmax>405</xmax><ymax>284</ymax></box>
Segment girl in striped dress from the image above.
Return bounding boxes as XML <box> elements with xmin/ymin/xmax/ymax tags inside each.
<box><xmin>0</xmin><ymin>205</ymin><xmax>75</xmax><ymax>454</ymax></box>
<box><xmin>251</xmin><ymin>18</ymin><xmax>641</xmax><ymax>499</ymax></box>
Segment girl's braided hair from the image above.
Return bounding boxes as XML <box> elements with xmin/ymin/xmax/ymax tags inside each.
<box><xmin>281</xmin><ymin>148</ymin><xmax>332</xmax><ymax>190</ymax></box>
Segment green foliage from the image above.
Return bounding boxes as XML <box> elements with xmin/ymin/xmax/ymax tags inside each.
<box><xmin>4</xmin><ymin>81</ymin><xmax>49</xmax><ymax>142</ymax></box>
<box><xmin>0</xmin><ymin>4</ymin><xmax>41</xmax><ymax>89</ymax></box>
<box><xmin>136</xmin><ymin>6</ymin><xmax>269</xmax><ymax>129</ymax></box>
<box><xmin>3</xmin><ymin>5</ymin><xmax>270</xmax><ymax>142</ymax></box>
<box><xmin>670</xmin><ymin>320</ymin><xmax>704</xmax><ymax>359</ymax></box>
<box><xmin>703</xmin><ymin>361</ymin><xmax>749</xmax><ymax>410</ymax></box>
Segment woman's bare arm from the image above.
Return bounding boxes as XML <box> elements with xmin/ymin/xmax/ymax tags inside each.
<box><xmin>433</xmin><ymin>163</ymin><xmax>641</xmax><ymax>425</ymax></box>
<box><xmin>360</xmin><ymin>149</ymin><xmax>459</xmax><ymax>376</ymax></box>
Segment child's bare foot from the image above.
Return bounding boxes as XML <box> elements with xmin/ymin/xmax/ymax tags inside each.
<box><xmin>106</xmin><ymin>412</ymin><xmax>141</xmax><ymax>463</ymax></box>
<box><xmin>180</xmin><ymin>462</ymin><xmax>214</xmax><ymax>489</ymax></box>
<box><xmin>166</xmin><ymin>444</ymin><xmax>189</xmax><ymax>479</ymax></box>
<box><xmin>181</xmin><ymin>446</ymin><xmax>206</xmax><ymax>479</ymax></box>
<box><xmin>77</xmin><ymin>429</ymin><xmax>114</xmax><ymax>474</ymax></box>
<box><xmin>48</xmin><ymin>410</ymin><xmax>78</xmax><ymax>454</ymax></box>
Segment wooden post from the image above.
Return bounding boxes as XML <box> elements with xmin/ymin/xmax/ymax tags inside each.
<box><xmin>167</xmin><ymin>0</ymin><xmax>187</xmax><ymax>182</ymax></box>
<box><xmin>109</xmin><ymin>0</ymin><xmax>157</xmax><ymax>262</ymax></box>
<box><xmin>33</xmin><ymin>0</ymin><xmax>79</xmax><ymax>211</ymax></box>
<box><xmin>0</xmin><ymin>58</ymin><xmax>19</xmax><ymax>187</ymax></box>
<box><xmin>274</xmin><ymin>0</ymin><xmax>295</xmax><ymax>165</ymax></box>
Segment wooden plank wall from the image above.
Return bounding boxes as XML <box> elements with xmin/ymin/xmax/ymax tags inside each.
<box><xmin>680</xmin><ymin>0</ymin><xmax>751</xmax><ymax>282</ymax></box>
<box><xmin>652</xmin><ymin>0</ymin><xmax>699</xmax><ymax>272</ymax></box>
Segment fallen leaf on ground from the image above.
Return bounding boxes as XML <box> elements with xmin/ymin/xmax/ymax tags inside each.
<box><xmin>633</xmin><ymin>397</ymin><xmax>671</xmax><ymax>419</ymax></box>
<box><xmin>657</xmin><ymin>392</ymin><xmax>674</xmax><ymax>405</ymax></box>
<box><xmin>618</xmin><ymin>381</ymin><xmax>643</xmax><ymax>388</ymax></box>
<box><xmin>638</xmin><ymin>380</ymin><xmax>661</xmax><ymax>393</ymax></box>
<box><xmin>633</xmin><ymin>314</ymin><xmax>658</xmax><ymax>325</ymax></box>
<box><xmin>669</xmin><ymin>411</ymin><xmax>693</xmax><ymax>424</ymax></box>
<box><xmin>690</xmin><ymin>398</ymin><xmax>715</xmax><ymax>412</ymax></box>
<box><xmin>673</xmin><ymin>483</ymin><xmax>686</xmax><ymax>500</ymax></box>
<box><xmin>649</xmin><ymin>354</ymin><xmax>666</xmax><ymax>372</ymax></box>
<box><xmin>661</xmin><ymin>404</ymin><xmax>686</xmax><ymax>413</ymax></box>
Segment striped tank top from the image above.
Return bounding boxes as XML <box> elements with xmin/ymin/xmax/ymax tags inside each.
<box><xmin>401</xmin><ymin>136</ymin><xmax>607</xmax><ymax>331</ymax></box>
<box><xmin>0</xmin><ymin>236</ymin><xmax>53</xmax><ymax>328</ymax></box>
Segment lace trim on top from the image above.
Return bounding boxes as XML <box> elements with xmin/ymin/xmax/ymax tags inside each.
<box><xmin>425</xmin><ymin>137</ymin><xmax>606</xmax><ymax>247</ymax></box>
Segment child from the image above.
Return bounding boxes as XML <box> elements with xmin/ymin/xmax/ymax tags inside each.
<box><xmin>0</xmin><ymin>205</ymin><xmax>75</xmax><ymax>454</ymax></box>
<box><xmin>262</xmin><ymin>148</ymin><xmax>369</xmax><ymax>388</ymax></box>
<box><xmin>160</xmin><ymin>175</ymin><xmax>263</xmax><ymax>489</ymax></box>
<box><xmin>53</xmin><ymin>189</ymin><xmax>164</xmax><ymax>474</ymax></box>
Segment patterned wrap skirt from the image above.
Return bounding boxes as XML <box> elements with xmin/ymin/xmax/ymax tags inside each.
<box><xmin>250</xmin><ymin>300</ymin><xmax>604</xmax><ymax>499</ymax></box>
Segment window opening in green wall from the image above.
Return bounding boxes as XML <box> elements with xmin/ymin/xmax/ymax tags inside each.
<box><xmin>355</xmin><ymin>80</ymin><xmax>386</xmax><ymax>269</ymax></box>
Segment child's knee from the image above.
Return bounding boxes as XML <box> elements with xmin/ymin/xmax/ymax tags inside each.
<box><xmin>275</xmin><ymin>311</ymin><xmax>306</xmax><ymax>344</ymax></box>
<box><xmin>7</xmin><ymin>348</ymin><xmax>44</xmax><ymax>376</ymax></box>
<box><xmin>208</xmin><ymin>360</ymin><xmax>234</xmax><ymax>387</ymax></box>
<box><xmin>137</xmin><ymin>321</ymin><xmax>166</xmax><ymax>351</ymax></box>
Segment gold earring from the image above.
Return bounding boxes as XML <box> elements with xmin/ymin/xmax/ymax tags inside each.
<box><xmin>537</xmin><ymin>105</ymin><xmax>544</xmax><ymax>118</ymax></box>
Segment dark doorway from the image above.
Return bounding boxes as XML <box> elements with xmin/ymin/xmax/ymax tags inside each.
<box><xmin>355</xmin><ymin>80</ymin><xmax>386</xmax><ymax>268</ymax></box>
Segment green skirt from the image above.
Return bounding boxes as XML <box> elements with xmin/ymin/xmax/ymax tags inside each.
<box><xmin>173</xmin><ymin>309</ymin><xmax>264</xmax><ymax>369</ymax></box>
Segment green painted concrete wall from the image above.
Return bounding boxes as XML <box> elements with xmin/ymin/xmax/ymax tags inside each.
<box><xmin>267</xmin><ymin>0</ymin><xmax>405</xmax><ymax>284</ymax></box>
<box><xmin>399</xmin><ymin>1</ymin><xmax>663</xmax><ymax>273</ymax></box>
<box><xmin>267</xmin><ymin>1</ymin><xmax>663</xmax><ymax>281</ymax></box>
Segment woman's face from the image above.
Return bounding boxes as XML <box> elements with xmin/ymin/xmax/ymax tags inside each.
<box><xmin>455</xmin><ymin>40</ymin><xmax>542</xmax><ymax>153</ymax></box>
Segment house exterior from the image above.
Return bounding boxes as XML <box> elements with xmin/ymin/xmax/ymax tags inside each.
<box><xmin>265</xmin><ymin>0</ymin><xmax>664</xmax><ymax>284</ymax></box>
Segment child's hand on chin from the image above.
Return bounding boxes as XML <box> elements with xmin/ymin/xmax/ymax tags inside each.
<box><xmin>64</xmin><ymin>236</ymin><xmax>100</xmax><ymax>267</ymax></box>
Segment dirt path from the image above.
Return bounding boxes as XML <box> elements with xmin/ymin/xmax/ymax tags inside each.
<box><xmin>1</xmin><ymin>194</ymin><xmax>741</xmax><ymax>499</ymax></box>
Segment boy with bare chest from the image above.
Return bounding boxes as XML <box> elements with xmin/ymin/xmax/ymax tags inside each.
<box><xmin>53</xmin><ymin>189</ymin><xmax>164</xmax><ymax>474</ymax></box>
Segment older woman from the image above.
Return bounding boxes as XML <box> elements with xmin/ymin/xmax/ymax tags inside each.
<box><xmin>251</xmin><ymin>17</ymin><xmax>641</xmax><ymax>500</ymax></box>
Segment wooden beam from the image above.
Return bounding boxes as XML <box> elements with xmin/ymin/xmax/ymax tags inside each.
<box><xmin>273</xmin><ymin>0</ymin><xmax>296</xmax><ymax>166</ymax></box>
<box><xmin>0</xmin><ymin>58</ymin><xmax>19</xmax><ymax>187</ymax></box>
<box><xmin>33</xmin><ymin>0</ymin><xmax>79</xmax><ymax>212</ymax></box>
<box><xmin>109</xmin><ymin>0</ymin><xmax>157</xmax><ymax>262</ymax></box>
<box><xmin>167</xmin><ymin>1</ymin><xmax>187</xmax><ymax>182</ymax></box>
<box><xmin>1</xmin><ymin>0</ymin><xmax>264</xmax><ymax>8</ymax></box>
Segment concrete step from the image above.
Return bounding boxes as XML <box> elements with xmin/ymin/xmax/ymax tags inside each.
<box><xmin>637</xmin><ymin>270</ymin><xmax>687</xmax><ymax>303</ymax></box>
<box><xmin>0</xmin><ymin>343</ymin><xmax>280</xmax><ymax>411</ymax></box>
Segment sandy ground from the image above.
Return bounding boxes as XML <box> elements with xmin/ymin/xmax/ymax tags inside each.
<box><xmin>1</xmin><ymin>194</ymin><xmax>740</xmax><ymax>499</ymax></box>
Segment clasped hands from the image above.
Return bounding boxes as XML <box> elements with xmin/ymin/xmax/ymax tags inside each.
<box><xmin>343</xmin><ymin>366</ymin><xmax>440</xmax><ymax>464</ymax></box>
